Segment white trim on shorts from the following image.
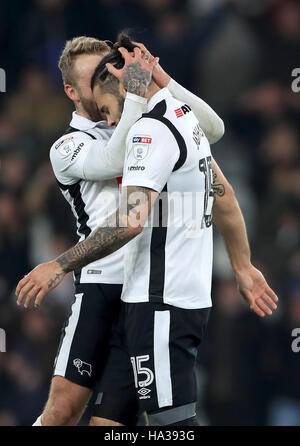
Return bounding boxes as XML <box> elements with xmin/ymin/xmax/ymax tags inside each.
<box><xmin>53</xmin><ymin>293</ymin><xmax>83</xmax><ymax>377</ymax></box>
<box><xmin>153</xmin><ymin>310</ymin><xmax>173</xmax><ymax>408</ymax></box>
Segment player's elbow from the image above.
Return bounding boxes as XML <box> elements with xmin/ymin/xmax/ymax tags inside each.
<box><xmin>209</xmin><ymin>118</ymin><xmax>225</xmax><ymax>144</ymax></box>
<box><xmin>217</xmin><ymin>119</ymin><xmax>225</xmax><ymax>140</ymax></box>
<box><xmin>226</xmin><ymin>181</ymin><xmax>235</xmax><ymax>198</ymax></box>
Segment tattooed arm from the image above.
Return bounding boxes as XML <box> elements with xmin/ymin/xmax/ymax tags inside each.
<box><xmin>212</xmin><ymin>157</ymin><xmax>278</xmax><ymax>317</ymax></box>
<box><xmin>57</xmin><ymin>186</ymin><xmax>157</xmax><ymax>273</ymax></box>
<box><xmin>16</xmin><ymin>186</ymin><xmax>158</xmax><ymax>308</ymax></box>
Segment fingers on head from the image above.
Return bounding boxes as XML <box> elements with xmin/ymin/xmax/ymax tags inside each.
<box><xmin>149</xmin><ymin>56</ymin><xmax>159</xmax><ymax>67</ymax></box>
<box><xmin>118</xmin><ymin>47</ymin><xmax>130</xmax><ymax>61</ymax></box>
<box><xmin>106</xmin><ymin>63</ymin><xmax>118</xmax><ymax>76</ymax></box>
<box><xmin>133</xmin><ymin>41</ymin><xmax>146</xmax><ymax>53</ymax></box>
<box><xmin>133</xmin><ymin>46</ymin><xmax>142</xmax><ymax>58</ymax></box>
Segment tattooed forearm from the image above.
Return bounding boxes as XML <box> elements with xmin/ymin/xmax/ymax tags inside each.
<box><xmin>56</xmin><ymin>187</ymin><xmax>156</xmax><ymax>274</ymax></box>
<box><xmin>212</xmin><ymin>170</ymin><xmax>225</xmax><ymax>197</ymax></box>
<box><xmin>123</xmin><ymin>62</ymin><xmax>151</xmax><ymax>97</ymax></box>
<box><xmin>56</xmin><ymin>222</ymin><xmax>133</xmax><ymax>274</ymax></box>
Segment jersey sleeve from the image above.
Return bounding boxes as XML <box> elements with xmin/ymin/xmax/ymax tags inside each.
<box><xmin>167</xmin><ymin>78</ymin><xmax>225</xmax><ymax>144</ymax></box>
<box><xmin>49</xmin><ymin>132</ymin><xmax>121</xmax><ymax>185</ymax></box>
<box><xmin>122</xmin><ymin>118</ymin><xmax>180</xmax><ymax>193</ymax></box>
<box><xmin>50</xmin><ymin>92</ymin><xmax>147</xmax><ymax>185</ymax></box>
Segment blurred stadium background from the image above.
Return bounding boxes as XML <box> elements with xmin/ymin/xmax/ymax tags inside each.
<box><xmin>0</xmin><ymin>0</ymin><xmax>299</xmax><ymax>426</ymax></box>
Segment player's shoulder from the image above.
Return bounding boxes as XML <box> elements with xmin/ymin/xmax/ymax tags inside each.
<box><xmin>49</xmin><ymin>130</ymin><xmax>94</xmax><ymax>165</ymax></box>
<box><xmin>165</xmin><ymin>96</ymin><xmax>193</xmax><ymax>121</ymax></box>
<box><xmin>127</xmin><ymin>118</ymin><xmax>175</xmax><ymax>155</ymax></box>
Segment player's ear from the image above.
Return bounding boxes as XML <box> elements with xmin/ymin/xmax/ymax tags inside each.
<box><xmin>119</xmin><ymin>82</ymin><xmax>127</xmax><ymax>98</ymax></box>
<box><xmin>64</xmin><ymin>83</ymin><xmax>80</xmax><ymax>102</ymax></box>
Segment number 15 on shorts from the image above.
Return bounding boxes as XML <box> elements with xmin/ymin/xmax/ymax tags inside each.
<box><xmin>130</xmin><ymin>355</ymin><xmax>154</xmax><ymax>399</ymax></box>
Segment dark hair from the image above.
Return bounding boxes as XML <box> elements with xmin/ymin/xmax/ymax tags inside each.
<box><xmin>91</xmin><ymin>32</ymin><xmax>137</xmax><ymax>90</ymax></box>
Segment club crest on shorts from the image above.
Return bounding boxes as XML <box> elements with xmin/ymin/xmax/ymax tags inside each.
<box><xmin>73</xmin><ymin>358</ymin><xmax>92</xmax><ymax>377</ymax></box>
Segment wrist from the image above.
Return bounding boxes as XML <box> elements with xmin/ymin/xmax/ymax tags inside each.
<box><xmin>125</xmin><ymin>92</ymin><xmax>147</xmax><ymax>104</ymax></box>
<box><xmin>153</xmin><ymin>67</ymin><xmax>171</xmax><ymax>89</ymax></box>
<box><xmin>54</xmin><ymin>257</ymin><xmax>68</xmax><ymax>274</ymax></box>
<box><xmin>233</xmin><ymin>261</ymin><xmax>252</xmax><ymax>275</ymax></box>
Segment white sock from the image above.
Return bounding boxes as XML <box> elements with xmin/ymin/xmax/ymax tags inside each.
<box><xmin>32</xmin><ymin>415</ymin><xmax>43</xmax><ymax>426</ymax></box>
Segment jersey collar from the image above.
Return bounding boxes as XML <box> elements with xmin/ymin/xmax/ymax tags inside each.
<box><xmin>147</xmin><ymin>88</ymin><xmax>172</xmax><ymax>112</ymax></box>
<box><xmin>69</xmin><ymin>111</ymin><xmax>110</xmax><ymax>131</ymax></box>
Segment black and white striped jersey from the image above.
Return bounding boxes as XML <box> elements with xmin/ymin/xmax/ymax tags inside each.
<box><xmin>121</xmin><ymin>88</ymin><xmax>214</xmax><ymax>309</ymax></box>
<box><xmin>50</xmin><ymin>112</ymin><xmax>124</xmax><ymax>284</ymax></box>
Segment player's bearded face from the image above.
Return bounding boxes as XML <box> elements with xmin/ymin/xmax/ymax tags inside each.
<box><xmin>73</xmin><ymin>54</ymin><xmax>107</xmax><ymax>122</ymax></box>
<box><xmin>77</xmin><ymin>89</ymin><xmax>102</xmax><ymax>122</ymax></box>
<box><xmin>93</xmin><ymin>83</ymin><xmax>125</xmax><ymax>127</ymax></box>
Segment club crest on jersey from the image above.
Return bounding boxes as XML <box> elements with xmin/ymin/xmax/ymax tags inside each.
<box><xmin>132</xmin><ymin>135</ymin><xmax>151</xmax><ymax>160</ymax></box>
<box><xmin>174</xmin><ymin>104</ymin><xmax>191</xmax><ymax>118</ymax></box>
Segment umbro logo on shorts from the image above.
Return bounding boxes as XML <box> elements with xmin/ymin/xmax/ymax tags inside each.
<box><xmin>73</xmin><ymin>358</ymin><xmax>92</xmax><ymax>377</ymax></box>
<box><xmin>138</xmin><ymin>387</ymin><xmax>151</xmax><ymax>399</ymax></box>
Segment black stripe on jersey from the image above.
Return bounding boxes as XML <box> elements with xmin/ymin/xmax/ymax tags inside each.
<box><xmin>56</xmin><ymin>127</ymin><xmax>96</xmax><ymax>283</ymax></box>
<box><xmin>56</xmin><ymin>180</ymin><xmax>92</xmax><ymax>284</ymax></box>
<box><xmin>56</xmin><ymin>127</ymin><xmax>95</xmax><ymax>237</ymax></box>
<box><xmin>140</xmin><ymin>100</ymin><xmax>187</xmax><ymax>302</ymax></box>
<box><xmin>55</xmin><ymin>180</ymin><xmax>91</xmax><ymax>239</ymax></box>
<box><xmin>148</xmin><ymin>183</ymin><xmax>168</xmax><ymax>303</ymax></box>
<box><xmin>140</xmin><ymin>100</ymin><xmax>187</xmax><ymax>171</ymax></box>
<box><xmin>56</xmin><ymin>179</ymin><xmax>91</xmax><ymax>284</ymax></box>
<box><xmin>64</xmin><ymin>126</ymin><xmax>97</xmax><ymax>140</ymax></box>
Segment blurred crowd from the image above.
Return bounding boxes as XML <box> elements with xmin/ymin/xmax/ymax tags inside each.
<box><xmin>0</xmin><ymin>0</ymin><xmax>299</xmax><ymax>426</ymax></box>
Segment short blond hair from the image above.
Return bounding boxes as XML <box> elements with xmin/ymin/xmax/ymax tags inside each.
<box><xmin>58</xmin><ymin>36</ymin><xmax>110</xmax><ymax>85</ymax></box>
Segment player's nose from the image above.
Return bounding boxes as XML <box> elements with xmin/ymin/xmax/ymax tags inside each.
<box><xmin>108</xmin><ymin>118</ymin><xmax>116</xmax><ymax>127</ymax></box>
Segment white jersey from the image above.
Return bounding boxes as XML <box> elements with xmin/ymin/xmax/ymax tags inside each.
<box><xmin>121</xmin><ymin>88</ymin><xmax>214</xmax><ymax>309</ymax></box>
<box><xmin>50</xmin><ymin>112</ymin><xmax>123</xmax><ymax>284</ymax></box>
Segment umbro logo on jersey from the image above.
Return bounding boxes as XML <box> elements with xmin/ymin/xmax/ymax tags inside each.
<box><xmin>128</xmin><ymin>166</ymin><xmax>145</xmax><ymax>171</ymax></box>
<box><xmin>174</xmin><ymin>104</ymin><xmax>192</xmax><ymax>118</ymax></box>
<box><xmin>71</xmin><ymin>142</ymin><xmax>84</xmax><ymax>162</ymax></box>
<box><xmin>132</xmin><ymin>136</ymin><xmax>152</xmax><ymax>144</ymax></box>
<box><xmin>73</xmin><ymin>358</ymin><xmax>92</xmax><ymax>377</ymax></box>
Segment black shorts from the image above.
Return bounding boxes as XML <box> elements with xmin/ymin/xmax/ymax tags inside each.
<box><xmin>53</xmin><ymin>283</ymin><xmax>122</xmax><ymax>388</ymax></box>
<box><xmin>95</xmin><ymin>301</ymin><xmax>210</xmax><ymax>414</ymax></box>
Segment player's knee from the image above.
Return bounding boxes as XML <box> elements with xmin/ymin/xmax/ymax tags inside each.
<box><xmin>89</xmin><ymin>416</ymin><xmax>123</xmax><ymax>426</ymax></box>
<box><xmin>147</xmin><ymin>402</ymin><xmax>197</xmax><ymax>426</ymax></box>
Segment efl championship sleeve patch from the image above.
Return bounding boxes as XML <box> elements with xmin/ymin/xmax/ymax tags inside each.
<box><xmin>56</xmin><ymin>137</ymin><xmax>75</xmax><ymax>157</ymax></box>
<box><xmin>131</xmin><ymin>135</ymin><xmax>152</xmax><ymax>161</ymax></box>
